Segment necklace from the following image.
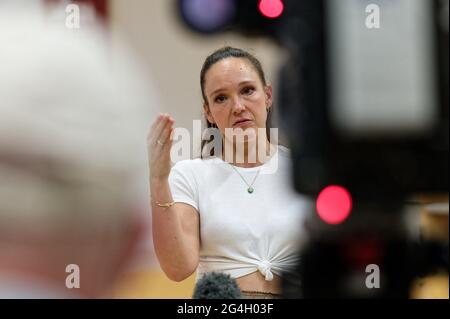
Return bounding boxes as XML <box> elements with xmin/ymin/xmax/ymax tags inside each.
<box><xmin>229</xmin><ymin>164</ymin><xmax>262</xmax><ymax>194</ymax></box>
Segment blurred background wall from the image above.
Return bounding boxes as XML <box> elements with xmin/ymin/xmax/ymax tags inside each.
<box><xmin>111</xmin><ymin>0</ymin><xmax>283</xmax><ymax>140</ymax></box>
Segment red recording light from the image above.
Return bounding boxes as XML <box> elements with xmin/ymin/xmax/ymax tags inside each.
<box><xmin>258</xmin><ymin>0</ymin><xmax>284</xmax><ymax>19</ymax></box>
<box><xmin>316</xmin><ymin>185</ymin><xmax>353</xmax><ymax>225</ymax></box>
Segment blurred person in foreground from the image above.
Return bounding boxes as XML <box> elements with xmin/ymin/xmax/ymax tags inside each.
<box><xmin>0</xmin><ymin>2</ymin><xmax>157</xmax><ymax>298</ymax></box>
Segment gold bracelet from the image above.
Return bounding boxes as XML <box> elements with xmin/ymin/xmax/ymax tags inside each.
<box><xmin>152</xmin><ymin>199</ymin><xmax>175</xmax><ymax>209</ymax></box>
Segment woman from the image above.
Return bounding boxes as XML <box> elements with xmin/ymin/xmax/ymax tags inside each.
<box><xmin>148</xmin><ymin>47</ymin><xmax>310</xmax><ymax>299</ymax></box>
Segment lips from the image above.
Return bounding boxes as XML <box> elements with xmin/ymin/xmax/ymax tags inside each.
<box><xmin>233</xmin><ymin>119</ymin><xmax>252</xmax><ymax>127</ymax></box>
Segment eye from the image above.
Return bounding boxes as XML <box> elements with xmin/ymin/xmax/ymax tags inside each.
<box><xmin>242</xmin><ymin>86</ymin><xmax>255</xmax><ymax>96</ymax></box>
<box><xmin>215</xmin><ymin>95</ymin><xmax>227</xmax><ymax>103</ymax></box>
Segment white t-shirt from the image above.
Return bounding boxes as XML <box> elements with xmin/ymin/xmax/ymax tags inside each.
<box><xmin>168</xmin><ymin>146</ymin><xmax>312</xmax><ymax>282</ymax></box>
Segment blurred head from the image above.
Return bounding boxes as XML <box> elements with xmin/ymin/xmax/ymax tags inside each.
<box><xmin>200</xmin><ymin>47</ymin><xmax>273</xmax><ymax>157</ymax></box>
<box><xmin>0</xmin><ymin>3</ymin><xmax>155</xmax><ymax>298</ymax></box>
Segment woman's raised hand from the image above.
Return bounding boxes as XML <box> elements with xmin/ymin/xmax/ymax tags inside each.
<box><xmin>147</xmin><ymin>113</ymin><xmax>175</xmax><ymax>181</ymax></box>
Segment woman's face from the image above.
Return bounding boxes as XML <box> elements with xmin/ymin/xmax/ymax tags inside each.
<box><xmin>203</xmin><ymin>57</ymin><xmax>272</xmax><ymax>143</ymax></box>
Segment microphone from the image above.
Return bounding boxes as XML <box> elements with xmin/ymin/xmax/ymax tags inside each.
<box><xmin>193</xmin><ymin>272</ymin><xmax>242</xmax><ymax>299</ymax></box>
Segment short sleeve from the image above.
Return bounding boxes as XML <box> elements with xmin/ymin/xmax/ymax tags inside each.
<box><xmin>168</xmin><ymin>161</ymin><xmax>199</xmax><ymax>212</ymax></box>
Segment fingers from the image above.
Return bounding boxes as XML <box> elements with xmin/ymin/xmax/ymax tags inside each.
<box><xmin>148</xmin><ymin>113</ymin><xmax>174</xmax><ymax>145</ymax></box>
<box><xmin>150</xmin><ymin>114</ymin><xmax>168</xmax><ymax>141</ymax></box>
<box><xmin>148</xmin><ymin>115</ymin><xmax>161</xmax><ymax>139</ymax></box>
<box><xmin>158</xmin><ymin>119</ymin><xmax>174</xmax><ymax>146</ymax></box>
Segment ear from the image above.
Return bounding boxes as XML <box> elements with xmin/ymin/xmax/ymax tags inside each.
<box><xmin>264</xmin><ymin>85</ymin><xmax>273</xmax><ymax>111</ymax></box>
<box><xmin>203</xmin><ymin>103</ymin><xmax>215</xmax><ymax>125</ymax></box>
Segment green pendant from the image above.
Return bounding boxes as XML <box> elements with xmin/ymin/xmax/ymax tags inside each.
<box><xmin>247</xmin><ymin>187</ymin><xmax>254</xmax><ymax>194</ymax></box>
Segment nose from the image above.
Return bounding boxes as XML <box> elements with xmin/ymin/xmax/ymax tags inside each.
<box><xmin>231</xmin><ymin>97</ymin><xmax>245</xmax><ymax>114</ymax></box>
